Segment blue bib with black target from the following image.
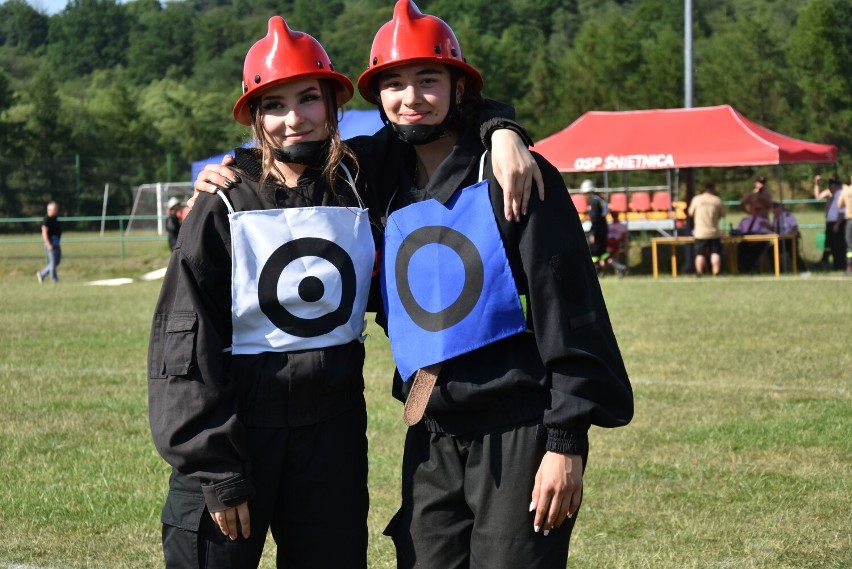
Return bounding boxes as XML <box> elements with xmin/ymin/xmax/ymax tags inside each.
<box><xmin>220</xmin><ymin>164</ymin><xmax>375</xmax><ymax>355</ymax></box>
<box><xmin>382</xmin><ymin>153</ymin><xmax>527</xmax><ymax>381</ymax></box>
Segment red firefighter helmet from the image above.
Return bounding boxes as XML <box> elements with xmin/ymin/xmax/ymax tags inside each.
<box><xmin>233</xmin><ymin>16</ymin><xmax>354</xmax><ymax>126</ymax></box>
<box><xmin>357</xmin><ymin>0</ymin><xmax>483</xmax><ymax>104</ymax></box>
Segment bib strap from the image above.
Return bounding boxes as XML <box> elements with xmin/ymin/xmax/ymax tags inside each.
<box><xmin>217</xmin><ymin>190</ymin><xmax>235</xmax><ymax>214</ymax></box>
<box><xmin>338</xmin><ymin>163</ymin><xmax>366</xmax><ymax>210</ymax></box>
<box><xmin>478</xmin><ymin>151</ymin><xmax>488</xmax><ymax>183</ymax></box>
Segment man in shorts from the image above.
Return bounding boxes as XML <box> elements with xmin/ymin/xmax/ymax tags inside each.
<box><xmin>688</xmin><ymin>182</ymin><xmax>726</xmax><ymax>276</ymax></box>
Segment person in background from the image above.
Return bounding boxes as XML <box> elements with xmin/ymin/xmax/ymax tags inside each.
<box><xmin>164</xmin><ymin>196</ymin><xmax>183</xmax><ymax>251</ymax></box>
<box><xmin>740</xmin><ymin>175</ymin><xmax>772</xmax><ymax>217</ymax></box>
<box><xmin>770</xmin><ymin>201</ymin><xmax>798</xmax><ymax>237</ymax></box>
<box><xmin>736</xmin><ymin>209</ymin><xmax>771</xmax><ymax>235</ymax></box>
<box><xmin>736</xmin><ymin>205</ymin><xmax>772</xmax><ymax>273</ymax></box>
<box><xmin>358</xmin><ymin>2</ymin><xmax>633</xmax><ymax>568</ymax></box>
<box><xmin>814</xmin><ymin>174</ymin><xmax>846</xmax><ymax>270</ymax></box>
<box><xmin>770</xmin><ymin>201</ymin><xmax>804</xmax><ymax>273</ymax></box>
<box><xmin>835</xmin><ymin>181</ymin><xmax>852</xmax><ymax>273</ymax></box>
<box><xmin>688</xmin><ymin>182</ymin><xmax>725</xmax><ymax>276</ymax></box>
<box><xmin>581</xmin><ymin>179</ymin><xmax>610</xmax><ymax>275</ymax></box>
<box><xmin>37</xmin><ymin>201</ymin><xmax>62</xmax><ymax>284</ymax></box>
<box><xmin>603</xmin><ymin>211</ymin><xmax>628</xmax><ymax>277</ymax></box>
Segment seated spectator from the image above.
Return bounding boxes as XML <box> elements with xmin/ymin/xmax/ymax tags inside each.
<box><xmin>601</xmin><ymin>212</ymin><xmax>628</xmax><ymax>277</ymax></box>
<box><xmin>771</xmin><ymin>202</ymin><xmax>798</xmax><ymax>236</ymax></box>
<box><xmin>607</xmin><ymin>211</ymin><xmax>627</xmax><ymax>254</ymax></box>
<box><xmin>770</xmin><ymin>202</ymin><xmax>806</xmax><ymax>272</ymax></box>
<box><xmin>736</xmin><ymin>213</ymin><xmax>771</xmax><ymax>235</ymax></box>
<box><xmin>736</xmin><ymin>213</ymin><xmax>772</xmax><ymax>273</ymax></box>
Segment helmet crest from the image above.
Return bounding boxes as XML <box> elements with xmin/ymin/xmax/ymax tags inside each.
<box><xmin>357</xmin><ymin>0</ymin><xmax>483</xmax><ymax>104</ymax></box>
<box><xmin>232</xmin><ymin>16</ymin><xmax>354</xmax><ymax>125</ymax></box>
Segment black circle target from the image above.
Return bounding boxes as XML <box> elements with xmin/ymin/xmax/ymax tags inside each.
<box><xmin>395</xmin><ymin>225</ymin><xmax>484</xmax><ymax>332</ymax></box>
<box><xmin>258</xmin><ymin>237</ymin><xmax>356</xmax><ymax>337</ymax></box>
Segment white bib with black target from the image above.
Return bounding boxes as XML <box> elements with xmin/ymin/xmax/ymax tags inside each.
<box><xmin>219</xmin><ymin>164</ymin><xmax>375</xmax><ymax>355</ymax></box>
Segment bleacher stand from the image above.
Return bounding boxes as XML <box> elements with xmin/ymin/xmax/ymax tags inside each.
<box><xmin>608</xmin><ymin>193</ymin><xmax>628</xmax><ymax>217</ymax></box>
<box><xmin>628</xmin><ymin>192</ymin><xmax>651</xmax><ymax>219</ymax></box>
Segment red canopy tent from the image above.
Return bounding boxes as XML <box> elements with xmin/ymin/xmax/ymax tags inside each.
<box><xmin>535</xmin><ymin>105</ymin><xmax>837</xmax><ymax>172</ymax></box>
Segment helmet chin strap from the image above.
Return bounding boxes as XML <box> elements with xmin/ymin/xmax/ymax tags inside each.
<box><xmin>272</xmin><ymin>139</ymin><xmax>329</xmax><ymax>168</ymax></box>
<box><xmin>390</xmin><ymin>122</ymin><xmax>450</xmax><ymax>145</ymax></box>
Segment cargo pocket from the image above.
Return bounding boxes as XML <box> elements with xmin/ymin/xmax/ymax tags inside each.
<box><xmin>162</xmin><ymin>312</ymin><xmax>198</xmax><ymax>377</ymax></box>
<box><xmin>161</xmin><ymin>486</ymin><xmax>207</xmax><ymax>532</ymax></box>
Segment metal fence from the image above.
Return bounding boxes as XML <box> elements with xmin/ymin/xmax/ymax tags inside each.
<box><xmin>0</xmin><ymin>215</ymin><xmax>167</xmax><ymax>259</ymax></box>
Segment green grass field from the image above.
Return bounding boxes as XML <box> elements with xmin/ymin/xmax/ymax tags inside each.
<box><xmin>1</xmin><ymin>236</ymin><xmax>850</xmax><ymax>568</ymax></box>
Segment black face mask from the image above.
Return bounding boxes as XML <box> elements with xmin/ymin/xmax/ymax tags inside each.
<box><xmin>272</xmin><ymin>140</ymin><xmax>329</xmax><ymax>169</ymax></box>
<box><xmin>389</xmin><ymin>122</ymin><xmax>449</xmax><ymax>145</ymax></box>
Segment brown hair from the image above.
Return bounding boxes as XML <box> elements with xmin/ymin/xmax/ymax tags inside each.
<box><xmin>450</xmin><ymin>69</ymin><xmax>484</xmax><ymax>133</ymax></box>
<box><xmin>250</xmin><ymin>79</ymin><xmax>359</xmax><ymax>197</ymax></box>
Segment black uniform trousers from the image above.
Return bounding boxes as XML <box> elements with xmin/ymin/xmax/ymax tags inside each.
<box><xmin>384</xmin><ymin>421</ymin><xmax>581</xmax><ymax>569</ymax></box>
<box><xmin>161</xmin><ymin>401</ymin><xmax>369</xmax><ymax>569</ymax></box>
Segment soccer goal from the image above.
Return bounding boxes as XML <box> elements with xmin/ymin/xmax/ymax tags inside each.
<box><xmin>127</xmin><ymin>182</ymin><xmax>194</xmax><ymax>234</ymax></box>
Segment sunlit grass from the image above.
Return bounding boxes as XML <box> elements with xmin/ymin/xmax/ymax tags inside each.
<box><xmin>0</xmin><ymin>241</ymin><xmax>849</xmax><ymax>568</ymax></box>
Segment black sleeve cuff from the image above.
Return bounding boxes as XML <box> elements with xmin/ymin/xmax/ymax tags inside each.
<box><xmin>537</xmin><ymin>425</ymin><xmax>590</xmax><ymax>456</ymax></box>
<box><xmin>480</xmin><ymin>117</ymin><xmax>535</xmax><ymax>150</ymax></box>
<box><xmin>202</xmin><ymin>475</ymin><xmax>255</xmax><ymax>512</ymax></box>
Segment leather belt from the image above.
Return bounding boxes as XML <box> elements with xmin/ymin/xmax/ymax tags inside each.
<box><xmin>402</xmin><ymin>363</ymin><xmax>442</xmax><ymax>426</ymax></box>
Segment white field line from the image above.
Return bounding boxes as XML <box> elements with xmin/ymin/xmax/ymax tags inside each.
<box><xmin>86</xmin><ymin>278</ymin><xmax>135</xmax><ymax>286</ymax></box>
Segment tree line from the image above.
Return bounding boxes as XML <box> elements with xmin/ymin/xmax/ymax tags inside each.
<box><xmin>1</xmin><ymin>0</ymin><xmax>850</xmax><ymax>218</ymax></box>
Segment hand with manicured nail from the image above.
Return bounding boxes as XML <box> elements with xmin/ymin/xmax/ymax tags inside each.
<box><xmin>530</xmin><ymin>452</ymin><xmax>583</xmax><ymax>535</ymax></box>
<box><xmin>188</xmin><ymin>154</ymin><xmax>240</xmax><ymax>209</ymax></box>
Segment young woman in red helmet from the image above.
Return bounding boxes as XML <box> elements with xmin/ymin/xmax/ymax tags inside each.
<box><xmin>148</xmin><ymin>17</ymin><xmax>377</xmax><ymax>569</ymax></box>
<box><xmin>357</xmin><ymin>2</ymin><xmax>633</xmax><ymax>567</ymax></box>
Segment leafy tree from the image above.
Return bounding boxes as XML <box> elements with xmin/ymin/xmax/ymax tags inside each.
<box><xmin>191</xmin><ymin>6</ymin><xmax>250</xmax><ymax>92</ymax></box>
<box><xmin>634</xmin><ymin>25</ymin><xmax>683</xmax><ymax>110</ymax></box>
<box><xmin>479</xmin><ymin>23</ymin><xmax>546</xmax><ymax>107</ymax></box>
<box><xmin>46</xmin><ymin>0</ymin><xmax>128</xmax><ymax>79</ymax></box>
<box><xmin>0</xmin><ymin>0</ymin><xmax>850</xmax><ymax>217</ymax></box>
<box><xmin>0</xmin><ymin>68</ymin><xmax>24</xmax><ymax>214</ymax></box>
<box><xmin>428</xmin><ymin>0</ymin><xmax>516</xmax><ymax>35</ymax></box>
<box><xmin>0</xmin><ymin>69</ymin><xmax>12</xmax><ymax>112</ymax></box>
<box><xmin>139</xmin><ymin>78</ymin><xmax>245</xmax><ymax>176</ymax></box>
<box><xmin>560</xmin><ymin>5</ymin><xmax>642</xmax><ymax>118</ymax></box>
<box><xmin>515</xmin><ymin>46</ymin><xmax>568</xmax><ymax>139</ymax></box>
<box><xmin>15</xmin><ymin>67</ymin><xmax>76</xmax><ymax>212</ymax></box>
<box><xmin>127</xmin><ymin>0</ymin><xmax>195</xmax><ymax>85</ymax></box>
<box><xmin>321</xmin><ymin>0</ymin><xmax>390</xmax><ymax>107</ymax></box>
<box><xmin>0</xmin><ymin>0</ymin><xmax>49</xmax><ymax>53</ymax></box>
<box><xmin>788</xmin><ymin>0</ymin><xmax>852</xmax><ymax>151</ymax></box>
<box><xmin>87</xmin><ymin>72</ymin><xmax>159</xmax><ymax>181</ymax></box>
<box><xmin>694</xmin><ymin>7</ymin><xmax>791</xmax><ymax>123</ymax></box>
<box><xmin>291</xmin><ymin>0</ymin><xmax>343</xmax><ymax>37</ymax></box>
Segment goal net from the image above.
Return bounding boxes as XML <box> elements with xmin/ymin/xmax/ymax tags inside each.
<box><xmin>127</xmin><ymin>182</ymin><xmax>194</xmax><ymax>234</ymax></box>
